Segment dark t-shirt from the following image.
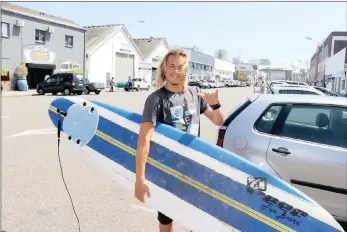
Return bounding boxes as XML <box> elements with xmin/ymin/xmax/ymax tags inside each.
<box><xmin>141</xmin><ymin>86</ymin><xmax>209</xmax><ymax>137</ymax></box>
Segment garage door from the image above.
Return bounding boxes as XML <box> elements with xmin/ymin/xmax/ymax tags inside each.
<box><xmin>114</xmin><ymin>52</ymin><xmax>135</xmax><ymax>82</ymax></box>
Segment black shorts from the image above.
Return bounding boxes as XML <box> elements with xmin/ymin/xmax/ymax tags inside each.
<box><xmin>158</xmin><ymin>211</ymin><xmax>173</xmax><ymax>225</ymax></box>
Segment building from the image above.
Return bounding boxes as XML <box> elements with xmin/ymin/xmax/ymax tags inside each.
<box><xmin>249</xmin><ymin>59</ymin><xmax>271</xmax><ymax>66</ymax></box>
<box><xmin>235</xmin><ymin>63</ymin><xmax>257</xmax><ymax>81</ymax></box>
<box><xmin>134</xmin><ymin>37</ymin><xmax>169</xmax><ymax>83</ymax></box>
<box><xmin>258</xmin><ymin>65</ymin><xmax>293</xmax><ymax>81</ymax></box>
<box><xmin>308</xmin><ymin>31</ymin><xmax>347</xmax><ymax>88</ymax></box>
<box><xmin>214</xmin><ymin>58</ymin><xmax>235</xmax><ymax>81</ymax></box>
<box><xmin>215</xmin><ymin>49</ymin><xmax>228</xmax><ymax>61</ymax></box>
<box><xmin>184</xmin><ymin>48</ymin><xmax>214</xmax><ymax>80</ymax></box>
<box><xmin>1</xmin><ymin>2</ymin><xmax>86</xmax><ymax>90</ymax></box>
<box><xmin>84</xmin><ymin>24</ymin><xmax>147</xmax><ymax>87</ymax></box>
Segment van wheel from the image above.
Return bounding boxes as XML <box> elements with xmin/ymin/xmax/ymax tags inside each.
<box><xmin>95</xmin><ymin>90</ymin><xmax>101</xmax><ymax>94</ymax></box>
<box><xmin>63</xmin><ymin>88</ymin><xmax>71</xmax><ymax>95</ymax></box>
<box><xmin>52</xmin><ymin>92</ymin><xmax>57</xmax><ymax>95</ymax></box>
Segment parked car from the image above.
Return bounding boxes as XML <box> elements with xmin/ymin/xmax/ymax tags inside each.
<box><xmin>217</xmin><ymin>94</ymin><xmax>347</xmax><ymax>223</ymax></box>
<box><xmin>246</xmin><ymin>81</ymin><xmax>251</xmax><ymax>87</ymax></box>
<box><xmin>36</xmin><ymin>72</ymin><xmax>85</xmax><ymax>95</ymax></box>
<box><xmin>269</xmin><ymin>86</ymin><xmax>325</xmax><ymax>95</ymax></box>
<box><xmin>285</xmin><ymin>81</ymin><xmax>310</xmax><ymax>86</ymax></box>
<box><xmin>313</xmin><ymin>86</ymin><xmax>340</xmax><ymax>97</ymax></box>
<box><xmin>125</xmin><ymin>78</ymin><xmax>150</xmax><ymax>91</ymax></box>
<box><xmin>239</xmin><ymin>81</ymin><xmax>247</xmax><ymax>87</ymax></box>
<box><xmin>82</xmin><ymin>78</ymin><xmax>105</xmax><ymax>94</ymax></box>
<box><xmin>207</xmin><ymin>80</ymin><xmax>217</xmax><ymax>88</ymax></box>
<box><xmin>199</xmin><ymin>80</ymin><xmax>211</xmax><ymax>89</ymax></box>
<box><xmin>188</xmin><ymin>81</ymin><xmax>205</xmax><ymax>89</ymax></box>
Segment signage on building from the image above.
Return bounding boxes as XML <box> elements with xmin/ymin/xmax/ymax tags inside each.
<box><xmin>23</xmin><ymin>45</ymin><xmax>56</xmax><ymax>64</ymax></box>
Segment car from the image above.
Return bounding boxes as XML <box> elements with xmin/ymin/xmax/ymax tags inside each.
<box><xmin>82</xmin><ymin>78</ymin><xmax>105</xmax><ymax>94</ymax></box>
<box><xmin>216</xmin><ymin>94</ymin><xmax>347</xmax><ymax>223</ymax></box>
<box><xmin>285</xmin><ymin>81</ymin><xmax>310</xmax><ymax>86</ymax></box>
<box><xmin>313</xmin><ymin>86</ymin><xmax>340</xmax><ymax>97</ymax></box>
<box><xmin>239</xmin><ymin>81</ymin><xmax>247</xmax><ymax>87</ymax></box>
<box><xmin>36</xmin><ymin>72</ymin><xmax>85</xmax><ymax>95</ymax></box>
<box><xmin>199</xmin><ymin>80</ymin><xmax>211</xmax><ymax>89</ymax></box>
<box><xmin>188</xmin><ymin>81</ymin><xmax>205</xmax><ymax>89</ymax></box>
<box><xmin>269</xmin><ymin>86</ymin><xmax>325</xmax><ymax>95</ymax></box>
<box><xmin>246</xmin><ymin>81</ymin><xmax>251</xmax><ymax>87</ymax></box>
<box><xmin>207</xmin><ymin>80</ymin><xmax>217</xmax><ymax>88</ymax></box>
<box><xmin>125</xmin><ymin>78</ymin><xmax>150</xmax><ymax>91</ymax></box>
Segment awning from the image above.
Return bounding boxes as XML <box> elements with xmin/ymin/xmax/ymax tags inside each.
<box><xmin>26</xmin><ymin>63</ymin><xmax>56</xmax><ymax>69</ymax></box>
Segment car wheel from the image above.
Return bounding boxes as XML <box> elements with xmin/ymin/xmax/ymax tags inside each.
<box><xmin>95</xmin><ymin>90</ymin><xmax>101</xmax><ymax>94</ymax></box>
<box><xmin>38</xmin><ymin>88</ymin><xmax>45</xmax><ymax>95</ymax></box>
<box><xmin>137</xmin><ymin>85</ymin><xmax>140</xmax><ymax>91</ymax></box>
<box><xmin>85</xmin><ymin>88</ymin><xmax>90</xmax><ymax>94</ymax></box>
<box><xmin>63</xmin><ymin>88</ymin><xmax>71</xmax><ymax>95</ymax></box>
<box><xmin>52</xmin><ymin>92</ymin><xmax>57</xmax><ymax>95</ymax></box>
<box><xmin>77</xmin><ymin>92</ymin><xmax>83</xmax><ymax>95</ymax></box>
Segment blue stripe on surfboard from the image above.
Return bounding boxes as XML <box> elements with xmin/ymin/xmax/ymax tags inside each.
<box><xmin>89</xmin><ymin>100</ymin><xmax>313</xmax><ymax>203</ymax></box>
<box><xmin>91</xmin><ymin>115</ymin><xmax>338</xmax><ymax>232</ymax></box>
<box><xmin>88</xmin><ymin>117</ymin><xmax>281</xmax><ymax>232</ymax></box>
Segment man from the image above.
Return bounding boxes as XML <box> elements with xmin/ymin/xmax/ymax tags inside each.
<box><xmin>128</xmin><ymin>76</ymin><xmax>133</xmax><ymax>91</ymax></box>
<box><xmin>135</xmin><ymin>48</ymin><xmax>224</xmax><ymax>232</ymax></box>
<box><xmin>110</xmin><ymin>77</ymin><xmax>115</xmax><ymax>92</ymax></box>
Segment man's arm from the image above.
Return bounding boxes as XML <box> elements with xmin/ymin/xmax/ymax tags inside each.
<box><xmin>203</xmin><ymin>107</ymin><xmax>224</xmax><ymax>126</ymax></box>
<box><xmin>136</xmin><ymin>122</ymin><xmax>155</xmax><ymax>181</ymax></box>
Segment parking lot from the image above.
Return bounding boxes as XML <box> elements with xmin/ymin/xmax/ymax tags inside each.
<box><xmin>2</xmin><ymin>87</ymin><xmax>254</xmax><ymax>232</ymax></box>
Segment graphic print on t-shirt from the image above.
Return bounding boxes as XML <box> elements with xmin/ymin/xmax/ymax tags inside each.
<box><xmin>170</xmin><ymin>103</ymin><xmax>199</xmax><ymax>136</ymax></box>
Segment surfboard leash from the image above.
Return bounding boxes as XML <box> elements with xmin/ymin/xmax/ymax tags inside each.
<box><xmin>57</xmin><ymin>118</ymin><xmax>82</xmax><ymax>232</ymax></box>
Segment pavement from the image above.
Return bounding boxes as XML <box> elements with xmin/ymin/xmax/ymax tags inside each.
<box><xmin>2</xmin><ymin>87</ymin><xmax>254</xmax><ymax>232</ymax></box>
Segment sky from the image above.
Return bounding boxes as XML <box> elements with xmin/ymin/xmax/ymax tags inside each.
<box><xmin>13</xmin><ymin>1</ymin><xmax>347</xmax><ymax>69</ymax></box>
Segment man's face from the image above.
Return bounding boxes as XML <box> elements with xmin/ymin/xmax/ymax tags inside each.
<box><xmin>165</xmin><ymin>55</ymin><xmax>186</xmax><ymax>85</ymax></box>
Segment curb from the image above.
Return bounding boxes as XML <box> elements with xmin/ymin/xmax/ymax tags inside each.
<box><xmin>1</xmin><ymin>91</ymin><xmax>37</xmax><ymax>97</ymax></box>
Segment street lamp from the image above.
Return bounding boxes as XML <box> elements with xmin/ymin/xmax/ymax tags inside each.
<box><xmin>305</xmin><ymin>36</ymin><xmax>325</xmax><ymax>87</ymax></box>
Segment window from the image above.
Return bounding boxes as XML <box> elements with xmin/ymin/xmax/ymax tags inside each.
<box><xmin>278</xmin><ymin>105</ymin><xmax>347</xmax><ymax>149</ymax></box>
<box><xmin>35</xmin><ymin>29</ymin><xmax>45</xmax><ymax>43</ymax></box>
<box><xmin>278</xmin><ymin>89</ymin><xmax>319</xmax><ymax>95</ymax></box>
<box><xmin>65</xmin><ymin>35</ymin><xmax>73</xmax><ymax>47</ymax></box>
<box><xmin>1</xmin><ymin>22</ymin><xmax>10</xmax><ymax>37</ymax></box>
<box><xmin>255</xmin><ymin>105</ymin><xmax>283</xmax><ymax>133</ymax></box>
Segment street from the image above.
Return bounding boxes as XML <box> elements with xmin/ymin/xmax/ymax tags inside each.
<box><xmin>2</xmin><ymin>87</ymin><xmax>254</xmax><ymax>232</ymax></box>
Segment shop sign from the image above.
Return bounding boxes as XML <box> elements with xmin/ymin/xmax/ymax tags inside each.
<box><xmin>24</xmin><ymin>45</ymin><xmax>56</xmax><ymax>64</ymax></box>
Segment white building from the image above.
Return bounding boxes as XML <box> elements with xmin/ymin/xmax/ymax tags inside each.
<box><xmin>325</xmin><ymin>47</ymin><xmax>347</xmax><ymax>96</ymax></box>
<box><xmin>213</xmin><ymin>58</ymin><xmax>235</xmax><ymax>80</ymax></box>
<box><xmin>134</xmin><ymin>37</ymin><xmax>169</xmax><ymax>82</ymax></box>
<box><xmin>84</xmin><ymin>24</ymin><xmax>148</xmax><ymax>86</ymax></box>
<box><xmin>258</xmin><ymin>65</ymin><xmax>293</xmax><ymax>81</ymax></box>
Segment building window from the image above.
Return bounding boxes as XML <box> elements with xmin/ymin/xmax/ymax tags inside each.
<box><xmin>1</xmin><ymin>22</ymin><xmax>10</xmax><ymax>38</ymax></box>
<box><xmin>342</xmin><ymin>79</ymin><xmax>346</xmax><ymax>90</ymax></box>
<box><xmin>65</xmin><ymin>35</ymin><xmax>73</xmax><ymax>47</ymax></box>
<box><xmin>35</xmin><ymin>29</ymin><xmax>45</xmax><ymax>43</ymax></box>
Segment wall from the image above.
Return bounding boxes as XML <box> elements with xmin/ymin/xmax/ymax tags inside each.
<box><xmin>325</xmin><ymin>47</ymin><xmax>346</xmax><ymax>95</ymax></box>
<box><xmin>1</xmin><ymin>10</ymin><xmax>85</xmax><ymax>89</ymax></box>
<box><xmin>185</xmin><ymin>48</ymin><xmax>214</xmax><ymax>80</ymax></box>
<box><xmin>86</xmin><ymin>27</ymin><xmax>144</xmax><ymax>85</ymax></box>
<box><xmin>214</xmin><ymin>58</ymin><xmax>235</xmax><ymax>79</ymax></box>
<box><xmin>144</xmin><ymin>40</ymin><xmax>169</xmax><ymax>82</ymax></box>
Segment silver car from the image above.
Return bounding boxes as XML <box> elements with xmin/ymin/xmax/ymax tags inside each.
<box><xmin>217</xmin><ymin>94</ymin><xmax>347</xmax><ymax>223</ymax></box>
<box><xmin>269</xmin><ymin>86</ymin><xmax>326</xmax><ymax>95</ymax></box>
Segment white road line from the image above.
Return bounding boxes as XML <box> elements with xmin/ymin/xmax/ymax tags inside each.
<box><xmin>4</xmin><ymin>128</ymin><xmax>56</xmax><ymax>139</ymax></box>
<box><xmin>2</xmin><ymin>116</ymin><xmax>10</xmax><ymax>119</ymax></box>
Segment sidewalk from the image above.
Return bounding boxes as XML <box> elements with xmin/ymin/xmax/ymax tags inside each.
<box><xmin>1</xmin><ymin>90</ymin><xmax>37</xmax><ymax>97</ymax></box>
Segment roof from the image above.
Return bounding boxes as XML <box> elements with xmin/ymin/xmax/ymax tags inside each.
<box><xmin>133</xmin><ymin>37</ymin><xmax>169</xmax><ymax>59</ymax></box>
<box><xmin>84</xmin><ymin>24</ymin><xmax>145</xmax><ymax>59</ymax></box>
<box><xmin>253</xmin><ymin>93</ymin><xmax>347</xmax><ymax>106</ymax></box>
<box><xmin>85</xmin><ymin>24</ymin><xmax>122</xmax><ymax>54</ymax></box>
<box><xmin>1</xmin><ymin>2</ymin><xmax>84</xmax><ymax>30</ymax></box>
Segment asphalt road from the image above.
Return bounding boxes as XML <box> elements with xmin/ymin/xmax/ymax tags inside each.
<box><xmin>2</xmin><ymin>87</ymin><xmax>254</xmax><ymax>232</ymax></box>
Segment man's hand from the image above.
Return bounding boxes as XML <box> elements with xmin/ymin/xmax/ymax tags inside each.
<box><xmin>135</xmin><ymin>179</ymin><xmax>151</xmax><ymax>203</ymax></box>
<box><xmin>199</xmin><ymin>89</ymin><xmax>220</xmax><ymax>106</ymax></box>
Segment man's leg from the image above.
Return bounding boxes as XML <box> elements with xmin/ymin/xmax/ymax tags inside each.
<box><xmin>158</xmin><ymin>211</ymin><xmax>173</xmax><ymax>232</ymax></box>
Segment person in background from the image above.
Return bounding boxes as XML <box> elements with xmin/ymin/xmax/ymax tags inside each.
<box><xmin>128</xmin><ymin>76</ymin><xmax>134</xmax><ymax>91</ymax></box>
<box><xmin>260</xmin><ymin>80</ymin><xmax>265</xmax><ymax>94</ymax></box>
<box><xmin>134</xmin><ymin>48</ymin><xmax>224</xmax><ymax>232</ymax></box>
<box><xmin>110</xmin><ymin>77</ymin><xmax>115</xmax><ymax>92</ymax></box>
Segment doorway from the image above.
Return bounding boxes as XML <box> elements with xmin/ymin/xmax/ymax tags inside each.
<box><xmin>26</xmin><ymin>63</ymin><xmax>55</xmax><ymax>89</ymax></box>
<box><xmin>151</xmin><ymin>67</ymin><xmax>157</xmax><ymax>82</ymax></box>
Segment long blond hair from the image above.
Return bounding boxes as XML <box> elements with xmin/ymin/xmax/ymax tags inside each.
<box><xmin>156</xmin><ymin>48</ymin><xmax>189</xmax><ymax>90</ymax></box>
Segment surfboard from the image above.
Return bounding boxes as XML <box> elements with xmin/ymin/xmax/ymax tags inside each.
<box><xmin>48</xmin><ymin>97</ymin><xmax>344</xmax><ymax>232</ymax></box>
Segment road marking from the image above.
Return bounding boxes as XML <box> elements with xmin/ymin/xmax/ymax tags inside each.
<box><xmin>2</xmin><ymin>116</ymin><xmax>10</xmax><ymax>119</ymax></box>
<box><xmin>4</xmin><ymin>128</ymin><xmax>56</xmax><ymax>139</ymax></box>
